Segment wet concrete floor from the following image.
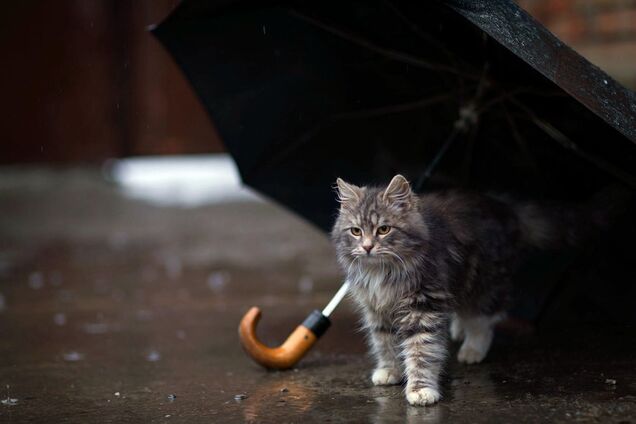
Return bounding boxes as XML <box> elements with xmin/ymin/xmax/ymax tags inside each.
<box><xmin>0</xmin><ymin>167</ymin><xmax>635</xmax><ymax>423</ymax></box>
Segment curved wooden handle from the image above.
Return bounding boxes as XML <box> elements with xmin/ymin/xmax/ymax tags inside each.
<box><xmin>238</xmin><ymin>307</ymin><xmax>319</xmax><ymax>370</ymax></box>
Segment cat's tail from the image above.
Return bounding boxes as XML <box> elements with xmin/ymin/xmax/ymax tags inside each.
<box><xmin>513</xmin><ymin>185</ymin><xmax>633</xmax><ymax>250</ymax></box>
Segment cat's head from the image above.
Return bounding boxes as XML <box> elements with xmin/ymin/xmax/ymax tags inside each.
<box><xmin>331</xmin><ymin>175</ymin><xmax>427</xmax><ymax>268</ymax></box>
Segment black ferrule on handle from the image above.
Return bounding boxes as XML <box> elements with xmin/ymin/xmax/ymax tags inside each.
<box><xmin>302</xmin><ymin>309</ymin><xmax>331</xmax><ymax>338</ymax></box>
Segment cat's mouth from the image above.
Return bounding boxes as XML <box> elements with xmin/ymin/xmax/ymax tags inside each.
<box><xmin>350</xmin><ymin>251</ymin><xmax>409</xmax><ymax>268</ymax></box>
<box><xmin>351</xmin><ymin>252</ymin><xmax>384</xmax><ymax>262</ymax></box>
<box><xmin>352</xmin><ymin>251</ymin><xmax>377</xmax><ymax>258</ymax></box>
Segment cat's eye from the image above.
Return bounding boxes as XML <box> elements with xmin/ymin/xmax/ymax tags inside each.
<box><xmin>377</xmin><ymin>225</ymin><xmax>391</xmax><ymax>235</ymax></box>
<box><xmin>350</xmin><ymin>227</ymin><xmax>362</xmax><ymax>236</ymax></box>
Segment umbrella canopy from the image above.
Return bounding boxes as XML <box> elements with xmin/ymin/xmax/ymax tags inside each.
<box><xmin>152</xmin><ymin>0</ymin><xmax>635</xmax><ymax>231</ymax></box>
<box><xmin>152</xmin><ymin>0</ymin><xmax>636</xmax><ymax>323</ymax></box>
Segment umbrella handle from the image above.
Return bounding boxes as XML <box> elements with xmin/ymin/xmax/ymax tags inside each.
<box><xmin>238</xmin><ymin>307</ymin><xmax>330</xmax><ymax>370</ymax></box>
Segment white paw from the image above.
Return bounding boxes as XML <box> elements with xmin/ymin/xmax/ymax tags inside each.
<box><xmin>372</xmin><ymin>368</ymin><xmax>401</xmax><ymax>386</ymax></box>
<box><xmin>457</xmin><ymin>346</ymin><xmax>487</xmax><ymax>364</ymax></box>
<box><xmin>450</xmin><ymin>318</ymin><xmax>464</xmax><ymax>342</ymax></box>
<box><xmin>406</xmin><ymin>387</ymin><xmax>440</xmax><ymax>406</ymax></box>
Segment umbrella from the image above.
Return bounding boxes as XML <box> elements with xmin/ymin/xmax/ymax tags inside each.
<box><xmin>152</xmin><ymin>0</ymin><xmax>636</xmax><ymax>367</ymax></box>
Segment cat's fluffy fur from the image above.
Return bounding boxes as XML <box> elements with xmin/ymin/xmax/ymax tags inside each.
<box><xmin>331</xmin><ymin>175</ymin><xmax>566</xmax><ymax>406</ymax></box>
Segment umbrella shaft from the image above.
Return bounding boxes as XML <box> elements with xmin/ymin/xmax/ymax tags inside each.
<box><xmin>322</xmin><ymin>281</ymin><xmax>350</xmax><ymax>317</ymax></box>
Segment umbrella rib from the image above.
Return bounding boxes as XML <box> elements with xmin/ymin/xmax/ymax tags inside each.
<box><xmin>510</xmin><ymin>98</ymin><xmax>636</xmax><ymax>188</ymax></box>
<box><xmin>415</xmin><ymin>68</ymin><xmax>493</xmax><ymax>189</ymax></box>
<box><xmin>335</xmin><ymin>93</ymin><xmax>452</xmax><ymax>120</ymax></box>
<box><xmin>476</xmin><ymin>87</ymin><xmax>566</xmax><ymax>115</ymax></box>
<box><xmin>288</xmin><ymin>10</ymin><xmax>478</xmax><ymax>80</ymax></box>
<box><xmin>381</xmin><ymin>0</ymin><xmax>470</xmax><ymax>71</ymax></box>
<box><xmin>257</xmin><ymin>94</ymin><xmax>453</xmax><ymax>172</ymax></box>
<box><xmin>415</xmin><ymin>126</ymin><xmax>461</xmax><ymax>190</ymax></box>
<box><xmin>502</xmin><ymin>104</ymin><xmax>540</xmax><ymax>174</ymax></box>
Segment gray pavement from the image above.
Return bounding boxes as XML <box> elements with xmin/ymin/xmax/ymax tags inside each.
<box><xmin>0</xmin><ymin>166</ymin><xmax>634</xmax><ymax>423</ymax></box>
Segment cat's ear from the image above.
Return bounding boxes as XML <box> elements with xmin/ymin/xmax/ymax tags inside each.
<box><xmin>335</xmin><ymin>178</ymin><xmax>362</xmax><ymax>204</ymax></box>
<box><xmin>382</xmin><ymin>174</ymin><xmax>413</xmax><ymax>208</ymax></box>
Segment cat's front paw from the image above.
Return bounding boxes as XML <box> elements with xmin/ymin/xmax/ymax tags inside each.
<box><xmin>406</xmin><ymin>387</ymin><xmax>440</xmax><ymax>406</ymax></box>
<box><xmin>371</xmin><ymin>368</ymin><xmax>401</xmax><ymax>386</ymax></box>
<box><xmin>457</xmin><ymin>345</ymin><xmax>487</xmax><ymax>364</ymax></box>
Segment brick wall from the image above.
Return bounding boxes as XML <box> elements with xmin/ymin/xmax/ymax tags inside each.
<box><xmin>518</xmin><ymin>0</ymin><xmax>636</xmax><ymax>89</ymax></box>
<box><xmin>1</xmin><ymin>1</ymin><xmax>223</xmax><ymax>164</ymax></box>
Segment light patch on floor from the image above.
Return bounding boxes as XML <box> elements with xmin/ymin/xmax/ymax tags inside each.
<box><xmin>108</xmin><ymin>154</ymin><xmax>263</xmax><ymax>207</ymax></box>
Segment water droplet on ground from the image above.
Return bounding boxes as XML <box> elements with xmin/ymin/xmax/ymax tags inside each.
<box><xmin>207</xmin><ymin>271</ymin><xmax>230</xmax><ymax>293</ymax></box>
<box><xmin>136</xmin><ymin>309</ymin><xmax>153</xmax><ymax>321</ymax></box>
<box><xmin>146</xmin><ymin>350</ymin><xmax>161</xmax><ymax>362</ymax></box>
<box><xmin>83</xmin><ymin>322</ymin><xmax>109</xmax><ymax>334</ymax></box>
<box><xmin>28</xmin><ymin>272</ymin><xmax>44</xmax><ymax>289</ymax></box>
<box><xmin>298</xmin><ymin>276</ymin><xmax>313</xmax><ymax>294</ymax></box>
<box><xmin>53</xmin><ymin>313</ymin><xmax>67</xmax><ymax>326</ymax></box>
<box><xmin>63</xmin><ymin>351</ymin><xmax>84</xmax><ymax>362</ymax></box>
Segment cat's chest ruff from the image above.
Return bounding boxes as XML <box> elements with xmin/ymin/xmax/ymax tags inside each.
<box><xmin>351</xmin><ymin>269</ymin><xmax>400</xmax><ymax>312</ymax></box>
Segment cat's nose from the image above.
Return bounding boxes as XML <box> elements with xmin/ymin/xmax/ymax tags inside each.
<box><xmin>363</xmin><ymin>244</ymin><xmax>374</xmax><ymax>253</ymax></box>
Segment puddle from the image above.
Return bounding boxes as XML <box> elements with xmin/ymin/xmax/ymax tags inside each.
<box><xmin>1</xmin><ymin>397</ymin><xmax>18</xmax><ymax>406</ymax></box>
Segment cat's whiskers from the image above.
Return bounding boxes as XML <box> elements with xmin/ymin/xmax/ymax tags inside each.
<box><xmin>346</xmin><ymin>255</ymin><xmax>361</xmax><ymax>278</ymax></box>
<box><xmin>379</xmin><ymin>249</ymin><xmax>411</xmax><ymax>279</ymax></box>
<box><xmin>380</xmin><ymin>257</ymin><xmax>386</xmax><ymax>279</ymax></box>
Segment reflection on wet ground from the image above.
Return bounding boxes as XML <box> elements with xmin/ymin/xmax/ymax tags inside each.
<box><xmin>0</xmin><ymin>167</ymin><xmax>634</xmax><ymax>423</ymax></box>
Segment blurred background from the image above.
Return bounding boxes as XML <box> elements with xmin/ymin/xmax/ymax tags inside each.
<box><xmin>1</xmin><ymin>0</ymin><xmax>635</xmax><ymax>164</ymax></box>
<box><xmin>0</xmin><ymin>1</ymin><xmax>635</xmax><ymax>422</ymax></box>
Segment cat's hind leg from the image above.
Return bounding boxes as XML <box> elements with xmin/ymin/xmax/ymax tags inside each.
<box><xmin>457</xmin><ymin>314</ymin><xmax>503</xmax><ymax>364</ymax></box>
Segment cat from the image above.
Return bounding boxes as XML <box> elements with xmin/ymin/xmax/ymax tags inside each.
<box><xmin>330</xmin><ymin>174</ymin><xmax>617</xmax><ymax>406</ymax></box>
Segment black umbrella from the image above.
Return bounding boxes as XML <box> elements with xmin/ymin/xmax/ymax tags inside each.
<box><xmin>152</xmin><ymin>0</ymin><xmax>636</xmax><ymax>366</ymax></box>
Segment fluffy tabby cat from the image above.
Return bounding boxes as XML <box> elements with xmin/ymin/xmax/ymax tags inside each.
<box><xmin>331</xmin><ymin>174</ymin><xmax>613</xmax><ymax>406</ymax></box>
